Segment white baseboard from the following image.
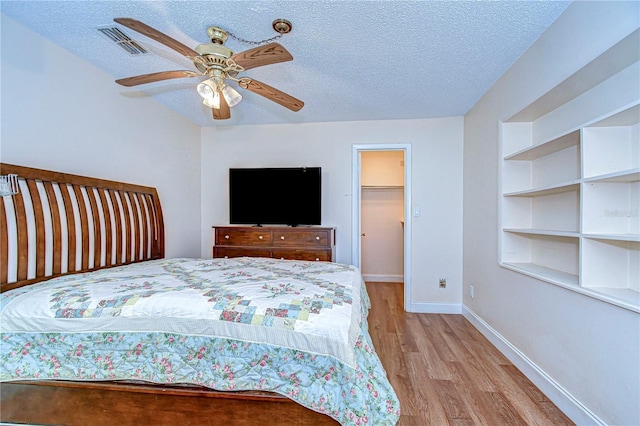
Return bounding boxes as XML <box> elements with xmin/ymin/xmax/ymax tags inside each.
<box><xmin>462</xmin><ymin>305</ymin><xmax>605</xmax><ymax>426</ymax></box>
<box><xmin>410</xmin><ymin>302</ymin><xmax>461</xmax><ymax>314</ymax></box>
<box><xmin>362</xmin><ymin>274</ymin><xmax>403</xmax><ymax>283</ymax></box>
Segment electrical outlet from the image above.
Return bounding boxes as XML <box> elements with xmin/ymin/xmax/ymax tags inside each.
<box><xmin>439</xmin><ymin>278</ymin><xmax>446</xmax><ymax>288</ymax></box>
<box><xmin>470</xmin><ymin>285</ymin><xmax>474</xmax><ymax>299</ymax></box>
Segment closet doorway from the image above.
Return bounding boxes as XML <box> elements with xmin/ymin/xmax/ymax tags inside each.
<box><xmin>352</xmin><ymin>144</ymin><xmax>412</xmax><ymax>311</ymax></box>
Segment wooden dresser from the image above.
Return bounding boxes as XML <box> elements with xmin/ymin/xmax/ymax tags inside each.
<box><xmin>212</xmin><ymin>226</ymin><xmax>336</xmax><ymax>262</ymax></box>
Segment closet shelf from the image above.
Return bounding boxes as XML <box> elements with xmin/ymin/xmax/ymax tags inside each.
<box><xmin>361</xmin><ymin>185</ymin><xmax>404</xmax><ymax>189</ymax></box>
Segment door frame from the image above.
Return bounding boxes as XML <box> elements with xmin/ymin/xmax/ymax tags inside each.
<box><xmin>352</xmin><ymin>143</ymin><xmax>412</xmax><ymax>312</ymax></box>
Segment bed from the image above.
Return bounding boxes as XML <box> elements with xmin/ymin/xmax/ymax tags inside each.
<box><xmin>0</xmin><ymin>163</ymin><xmax>400</xmax><ymax>426</ymax></box>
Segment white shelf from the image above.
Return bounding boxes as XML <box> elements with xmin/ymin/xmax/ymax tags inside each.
<box><xmin>504</xmin><ymin>181</ymin><xmax>580</xmax><ymax>197</ymax></box>
<box><xmin>583</xmin><ymin>233</ymin><xmax>640</xmax><ymax>242</ymax></box>
<box><xmin>584</xmin><ymin>168</ymin><xmax>640</xmax><ymax>183</ymax></box>
<box><xmin>504</xmin><ymin>130</ymin><xmax>580</xmax><ymax>161</ymax></box>
<box><xmin>502</xmin><ymin>232</ymin><xmax>579</xmax><ymax>276</ymax></box>
<box><xmin>587</xmin><ymin>103</ymin><xmax>640</xmax><ymax>127</ymax></box>
<box><xmin>503</xmin><ymin>263</ymin><xmax>640</xmax><ymax>313</ymax></box>
<box><xmin>502</xmin><ymin>262</ymin><xmax>579</xmax><ymax>287</ymax></box>
<box><xmin>504</xmin><ymin>228</ymin><xmax>581</xmax><ymax>238</ymax></box>
<box><xmin>502</xmin><ymin>129</ymin><xmax>580</xmax><ymax>194</ymax></box>
<box><xmin>502</xmin><ymin>188</ymin><xmax>579</xmax><ymax>233</ymax></box>
<box><xmin>580</xmin><ymin>287</ymin><xmax>640</xmax><ymax>312</ymax></box>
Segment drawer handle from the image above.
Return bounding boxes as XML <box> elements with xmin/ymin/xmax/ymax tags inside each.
<box><xmin>258</xmin><ymin>235</ymin><xmax>263</xmax><ymax>240</ymax></box>
<box><xmin>315</xmin><ymin>236</ymin><xmax>320</xmax><ymax>241</ymax></box>
<box><xmin>280</xmin><ymin>236</ymin><xmax>285</xmax><ymax>240</ymax></box>
<box><xmin>315</xmin><ymin>258</ymin><xmax>320</xmax><ymax>261</ymax></box>
<box><xmin>280</xmin><ymin>257</ymin><xmax>285</xmax><ymax>260</ymax></box>
<box><xmin>224</xmin><ymin>235</ymin><xmax>230</xmax><ymax>239</ymax></box>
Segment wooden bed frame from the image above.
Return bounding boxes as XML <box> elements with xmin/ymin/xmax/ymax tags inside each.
<box><xmin>0</xmin><ymin>163</ymin><xmax>337</xmax><ymax>425</ymax></box>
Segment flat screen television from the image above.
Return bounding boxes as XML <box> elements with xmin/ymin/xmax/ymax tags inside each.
<box><xmin>229</xmin><ymin>167</ymin><xmax>321</xmax><ymax>226</ymax></box>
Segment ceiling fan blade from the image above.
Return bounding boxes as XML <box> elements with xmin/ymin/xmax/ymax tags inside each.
<box><xmin>213</xmin><ymin>95</ymin><xmax>231</xmax><ymax>120</ymax></box>
<box><xmin>240</xmin><ymin>79</ymin><xmax>304</xmax><ymax>112</ymax></box>
<box><xmin>115</xmin><ymin>70</ymin><xmax>199</xmax><ymax>87</ymax></box>
<box><xmin>230</xmin><ymin>43</ymin><xmax>293</xmax><ymax>71</ymax></box>
<box><xmin>114</xmin><ymin>18</ymin><xmax>199</xmax><ymax>57</ymax></box>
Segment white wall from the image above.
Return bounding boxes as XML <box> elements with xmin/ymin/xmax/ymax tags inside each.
<box><xmin>463</xmin><ymin>2</ymin><xmax>640</xmax><ymax>424</ymax></box>
<box><xmin>201</xmin><ymin>117</ymin><xmax>463</xmax><ymax>305</ymax></box>
<box><xmin>0</xmin><ymin>15</ymin><xmax>202</xmax><ymax>257</ymax></box>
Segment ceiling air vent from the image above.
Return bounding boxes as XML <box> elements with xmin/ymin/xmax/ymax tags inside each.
<box><xmin>96</xmin><ymin>25</ymin><xmax>148</xmax><ymax>55</ymax></box>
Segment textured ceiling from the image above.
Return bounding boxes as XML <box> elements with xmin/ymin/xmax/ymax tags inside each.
<box><xmin>1</xmin><ymin>1</ymin><xmax>571</xmax><ymax>127</ymax></box>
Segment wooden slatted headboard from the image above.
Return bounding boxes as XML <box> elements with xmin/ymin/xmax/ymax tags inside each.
<box><xmin>0</xmin><ymin>163</ymin><xmax>164</xmax><ymax>292</ymax></box>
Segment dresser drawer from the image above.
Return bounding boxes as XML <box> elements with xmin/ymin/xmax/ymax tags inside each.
<box><xmin>213</xmin><ymin>247</ymin><xmax>272</xmax><ymax>259</ymax></box>
<box><xmin>215</xmin><ymin>228</ymin><xmax>272</xmax><ymax>246</ymax></box>
<box><xmin>272</xmin><ymin>229</ymin><xmax>331</xmax><ymax>247</ymax></box>
<box><xmin>271</xmin><ymin>249</ymin><xmax>332</xmax><ymax>262</ymax></box>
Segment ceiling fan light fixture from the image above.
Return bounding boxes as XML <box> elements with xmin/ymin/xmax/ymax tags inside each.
<box><xmin>202</xmin><ymin>92</ymin><xmax>221</xmax><ymax>109</ymax></box>
<box><xmin>222</xmin><ymin>85</ymin><xmax>242</xmax><ymax>107</ymax></box>
<box><xmin>196</xmin><ymin>79</ymin><xmax>217</xmax><ymax>100</ymax></box>
<box><xmin>198</xmin><ymin>79</ymin><xmax>241</xmax><ymax>109</ymax></box>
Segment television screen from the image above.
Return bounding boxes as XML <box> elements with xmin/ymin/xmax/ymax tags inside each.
<box><xmin>229</xmin><ymin>167</ymin><xmax>321</xmax><ymax>226</ymax></box>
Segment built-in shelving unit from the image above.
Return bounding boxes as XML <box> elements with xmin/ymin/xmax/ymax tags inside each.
<box><xmin>499</xmin><ymin>43</ymin><xmax>639</xmax><ymax>312</ymax></box>
<box><xmin>498</xmin><ymin>30</ymin><xmax>640</xmax><ymax>312</ymax></box>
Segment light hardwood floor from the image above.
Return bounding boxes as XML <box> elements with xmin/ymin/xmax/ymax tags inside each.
<box><xmin>365</xmin><ymin>281</ymin><xmax>574</xmax><ymax>426</ymax></box>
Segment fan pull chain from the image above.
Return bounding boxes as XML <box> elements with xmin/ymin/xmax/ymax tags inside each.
<box><xmin>227</xmin><ymin>32</ymin><xmax>283</xmax><ymax>46</ymax></box>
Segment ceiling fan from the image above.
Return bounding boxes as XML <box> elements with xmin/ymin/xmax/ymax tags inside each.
<box><xmin>113</xmin><ymin>18</ymin><xmax>304</xmax><ymax>120</ymax></box>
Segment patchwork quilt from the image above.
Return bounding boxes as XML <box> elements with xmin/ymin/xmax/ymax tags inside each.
<box><xmin>1</xmin><ymin>257</ymin><xmax>400</xmax><ymax>425</ymax></box>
